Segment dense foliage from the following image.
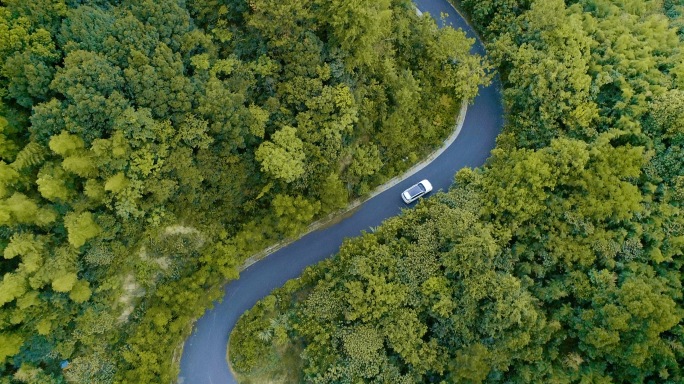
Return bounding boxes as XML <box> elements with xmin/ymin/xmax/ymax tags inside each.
<box><xmin>0</xmin><ymin>0</ymin><xmax>487</xmax><ymax>382</ymax></box>
<box><xmin>230</xmin><ymin>0</ymin><xmax>684</xmax><ymax>382</ymax></box>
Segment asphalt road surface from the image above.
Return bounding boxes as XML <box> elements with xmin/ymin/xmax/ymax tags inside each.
<box><xmin>179</xmin><ymin>0</ymin><xmax>503</xmax><ymax>382</ymax></box>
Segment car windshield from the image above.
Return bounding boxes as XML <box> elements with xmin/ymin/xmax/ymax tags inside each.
<box><xmin>406</xmin><ymin>184</ymin><xmax>426</xmax><ymax>197</ymax></box>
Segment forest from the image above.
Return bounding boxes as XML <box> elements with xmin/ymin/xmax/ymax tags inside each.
<box><xmin>229</xmin><ymin>0</ymin><xmax>684</xmax><ymax>382</ymax></box>
<box><xmin>0</xmin><ymin>0</ymin><xmax>488</xmax><ymax>382</ymax></box>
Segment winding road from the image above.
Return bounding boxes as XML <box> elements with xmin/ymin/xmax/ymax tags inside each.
<box><xmin>179</xmin><ymin>0</ymin><xmax>503</xmax><ymax>382</ymax></box>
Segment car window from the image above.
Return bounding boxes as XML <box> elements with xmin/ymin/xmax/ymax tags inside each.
<box><xmin>406</xmin><ymin>184</ymin><xmax>425</xmax><ymax>197</ymax></box>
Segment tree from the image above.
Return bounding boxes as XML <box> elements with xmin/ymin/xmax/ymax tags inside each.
<box><xmin>10</xmin><ymin>142</ymin><xmax>46</xmax><ymax>171</ymax></box>
<box><xmin>649</xmin><ymin>89</ymin><xmax>684</xmax><ymax>138</ymax></box>
<box><xmin>0</xmin><ymin>273</ymin><xmax>27</xmax><ymax>307</ymax></box>
<box><xmin>63</xmin><ymin>211</ymin><xmax>101</xmax><ymax>248</ymax></box>
<box><xmin>48</xmin><ymin>130</ymin><xmax>84</xmax><ymax>157</ymax></box>
<box><xmin>316</xmin><ymin>0</ymin><xmax>392</xmax><ymax>69</ymax></box>
<box><xmin>0</xmin><ymin>3</ymin><xmax>62</xmax><ymax>108</ymax></box>
<box><xmin>318</xmin><ymin>173</ymin><xmax>348</xmax><ymax>212</ymax></box>
<box><xmin>423</xmin><ymin>26</ymin><xmax>490</xmax><ymax>101</ymax></box>
<box><xmin>3</xmin><ymin>192</ymin><xmax>56</xmax><ymax>227</ymax></box>
<box><xmin>296</xmin><ymin>83</ymin><xmax>357</xmax><ymax>171</ymax></box>
<box><xmin>2</xmin><ymin>50</ymin><xmax>56</xmax><ymax>108</ymax></box>
<box><xmin>36</xmin><ymin>162</ymin><xmax>70</xmax><ymax>202</ymax></box>
<box><xmin>68</xmin><ymin>280</ymin><xmax>91</xmax><ymax>303</ymax></box>
<box><xmin>0</xmin><ymin>161</ymin><xmax>19</xmax><ymax>198</ymax></box>
<box><xmin>58</xmin><ymin>5</ymin><xmax>115</xmax><ymax>55</ymax></box>
<box><xmin>123</xmin><ymin>44</ymin><xmax>193</xmax><ymax>120</ymax></box>
<box><xmin>128</xmin><ymin>0</ymin><xmax>192</xmax><ymax>52</ymax></box>
<box><xmin>448</xmin><ymin>344</ymin><xmax>492</xmax><ymax>383</ymax></box>
<box><xmin>0</xmin><ymin>114</ymin><xmax>19</xmax><ymax>160</ymax></box>
<box><xmin>459</xmin><ymin>0</ymin><xmax>532</xmax><ymax>38</ymax></box>
<box><xmin>49</xmin><ymin>50</ymin><xmax>127</xmax><ymax>142</ymax></box>
<box><xmin>255</xmin><ymin>126</ymin><xmax>306</xmax><ymax>183</ymax></box>
<box><xmin>51</xmin><ymin>272</ymin><xmax>77</xmax><ymax>293</ymax></box>
<box><xmin>271</xmin><ymin>194</ymin><xmax>320</xmax><ymax>237</ymax></box>
<box><xmin>346</xmin><ymin>142</ymin><xmax>383</xmax><ymax>182</ymax></box>
<box><xmin>0</xmin><ymin>333</ymin><xmax>24</xmax><ymax>364</ymax></box>
<box><xmin>497</xmin><ymin>0</ymin><xmax>598</xmax><ymax>146</ymax></box>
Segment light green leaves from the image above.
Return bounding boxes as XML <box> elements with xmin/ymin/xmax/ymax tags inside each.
<box><xmin>256</xmin><ymin>126</ymin><xmax>306</xmax><ymax>183</ymax></box>
<box><xmin>0</xmin><ymin>333</ymin><xmax>24</xmax><ymax>364</ymax></box>
<box><xmin>2</xmin><ymin>192</ymin><xmax>56</xmax><ymax>226</ymax></box>
<box><xmin>64</xmin><ymin>211</ymin><xmax>101</xmax><ymax>248</ymax></box>
<box><xmin>0</xmin><ymin>273</ymin><xmax>27</xmax><ymax>307</ymax></box>
<box><xmin>48</xmin><ymin>130</ymin><xmax>84</xmax><ymax>157</ymax></box>
<box><xmin>104</xmin><ymin>173</ymin><xmax>128</xmax><ymax>194</ymax></box>
<box><xmin>51</xmin><ymin>272</ymin><xmax>77</xmax><ymax>293</ymax></box>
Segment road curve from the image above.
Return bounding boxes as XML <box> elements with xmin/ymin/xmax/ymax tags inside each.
<box><xmin>179</xmin><ymin>1</ymin><xmax>503</xmax><ymax>382</ymax></box>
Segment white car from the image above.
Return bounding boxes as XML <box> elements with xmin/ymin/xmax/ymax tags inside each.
<box><xmin>401</xmin><ymin>179</ymin><xmax>433</xmax><ymax>204</ymax></box>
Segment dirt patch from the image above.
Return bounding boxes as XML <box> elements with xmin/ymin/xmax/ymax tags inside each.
<box><xmin>117</xmin><ymin>273</ymin><xmax>145</xmax><ymax>322</ymax></box>
<box><xmin>164</xmin><ymin>225</ymin><xmax>201</xmax><ymax>236</ymax></box>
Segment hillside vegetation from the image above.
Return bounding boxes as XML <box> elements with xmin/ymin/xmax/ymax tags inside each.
<box><xmin>229</xmin><ymin>0</ymin><xmax>684</xmax><ymax>382</ymax></box>
<box><xmin>0</xmin><ymin>0</ymin><xmax>488</xmax><ymax>382</ymax></box>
